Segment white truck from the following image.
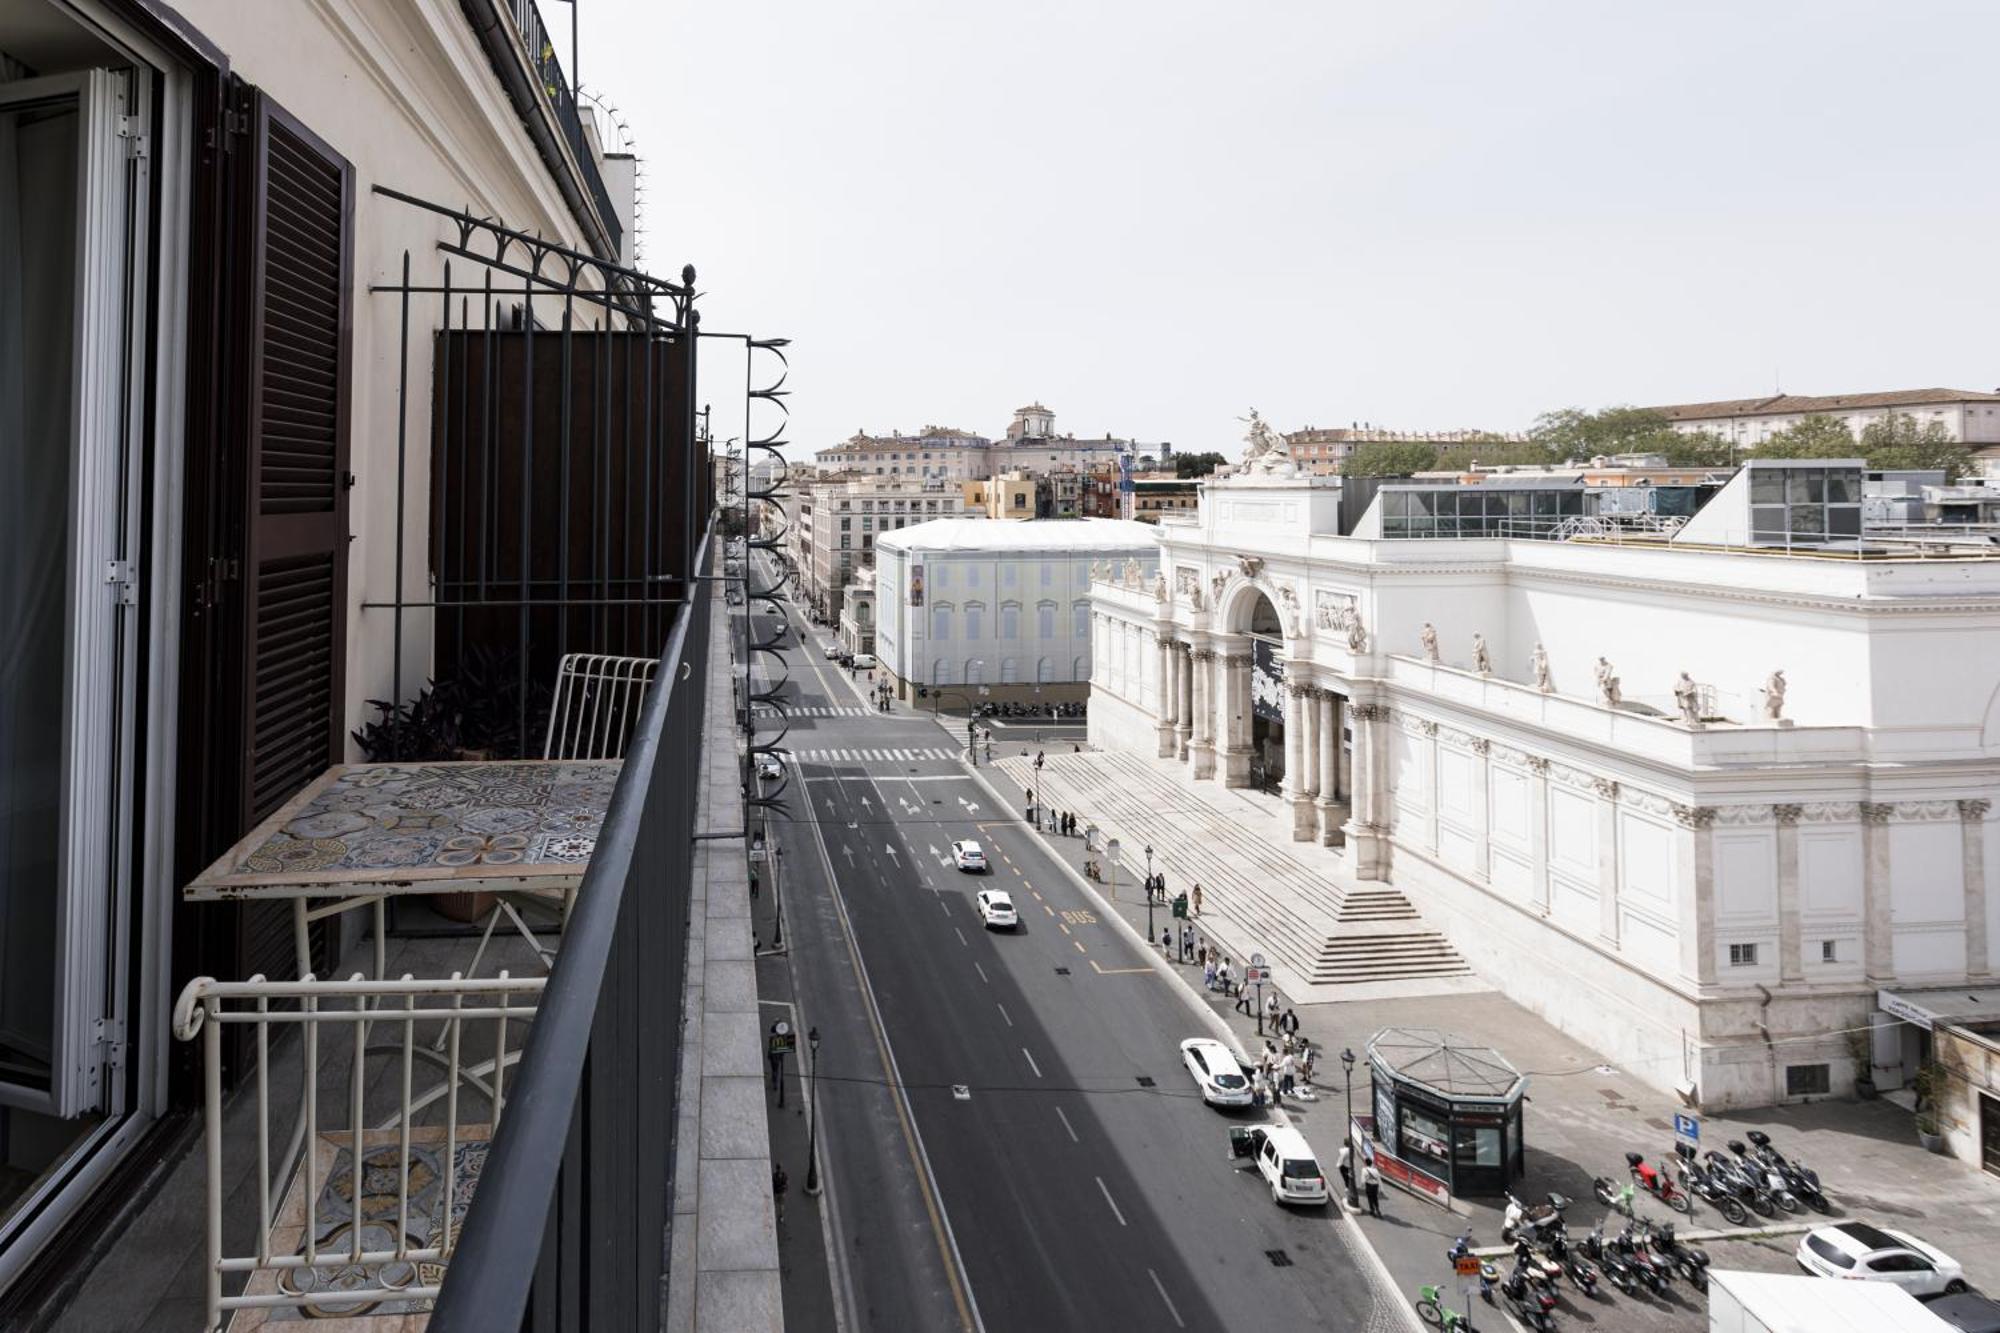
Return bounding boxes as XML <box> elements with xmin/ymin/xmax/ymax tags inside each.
<box><xmin>1707</xmin><ymin>1268</ymin><xmax>1954</xmax><ymax>1333</ymax></box>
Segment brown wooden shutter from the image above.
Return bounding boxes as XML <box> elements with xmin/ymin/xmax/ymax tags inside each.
<box><xmin>238</xmin><ymin>93</ymin><xmax>353</xmax><ymax>828</ymax></box>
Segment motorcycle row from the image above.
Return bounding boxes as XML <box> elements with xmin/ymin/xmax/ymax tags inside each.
<box><xmin>973</xmin><ymin>700</ymin><xmax>1086</xmax><ymax>719</ymax></box>
<box><xmin>1414</xmin><ymin>1131</ymin><xmax>1833</xmax><ymax>1331</ymax></box>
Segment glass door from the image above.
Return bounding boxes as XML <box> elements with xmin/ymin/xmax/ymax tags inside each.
<box><xmin>0</xmin><ymin>66</ymin><xmax>144</xmax><ymax>1123</ymax></box>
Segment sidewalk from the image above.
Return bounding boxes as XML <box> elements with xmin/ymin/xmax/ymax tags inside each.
<box><xmin>972</xmin><ymin>749</ymin><xmax>2000</xmax><ymax>1333</ymax></box>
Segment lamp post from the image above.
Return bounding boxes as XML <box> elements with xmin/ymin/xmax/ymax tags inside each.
<box><xmin>1144</xmin><ymin>842</ymin><xmax>1155</xmax><ymax>943</ymax></box>
<box><xmin>804</xmin><ymin>1026</ymin><xmax>823</xmax><ymax>1196</ymax></box>
<box><xmin>1340</xmin><ymin>1047</ymin><xmax>1359</xmax><ymax>1207</ymax></box>
<box><xmin>1032</xmin><ymin>750</ymin><xmax>1045</xmax><ymax>829</ymax></box>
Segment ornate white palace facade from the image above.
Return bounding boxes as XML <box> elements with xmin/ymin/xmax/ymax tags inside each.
<box><xmin>1088</xmin><ymin>457</ymin><xmax>2000</xmax><ymax>1110</ymax></box>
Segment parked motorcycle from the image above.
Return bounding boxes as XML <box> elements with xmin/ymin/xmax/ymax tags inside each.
<box><xmin>1623</xmin><ymin>1151</ymin><xmax>1693</xmax><ymax>1213</ymax></box>
<box><xmin>1514</xmin><ymin>1240</ymin><xmax>1564</xmax><ymax>1293</ymax></box>
<box><xmin>1727</xmin><ymin>1139</ymin><xmax>1801</xmax><ymax>1214</ymax></box>
<box><xmin>1746</xmin><ymin>1130</ymin><xmax>1830</xmax><ymax>1213</ymax></box>
<box><xmin>1447</xmin><ymin>1232</ymin><xmax>1496</xmax><ymax>1306</ymax></box>
<box><xmin>1545</xmin><ymin>1230</ymin><xmax>1599</xmax><ymax>1298</ymax></box>
<box><xmin>1581</xmin><ymin>1222</ymin><xmax>1636</xmax><ymax>1295</ymax></box>
<box><xmin>1614</xmin><ymin>1222</ymin><xmax>1670</xmax><ymax>1293</ymax></box>
<box><xmin>1675</xmin><ymin>1154</ymin><xmax>1750</xmax><ymax>1226</ymax></box>
<box><xmin>1501</xmin><ymin>1191</ymin><xmax>1571</xmax><ymax>1244</ymax></box>
<box><xmin>1499</xmin><ymin>1257</ymin><xmax>1559</xmax><ymax>1331</ymax></box>
<box><xmin>1703</xmin><ymin>1148</ymin><xmax>1776</xmax><ymax>1217</ymax></box>
<box><xmin>1642</xmin><ymin>1219</ymin><xmax>1711</xmax><ymax>1292</ymax></box>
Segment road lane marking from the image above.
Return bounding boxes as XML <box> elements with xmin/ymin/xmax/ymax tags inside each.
<box><xmin>974</xmin><ymin>962</ymin><xmax>989</xmax><ymax>984</ymax></box>
<box><xmin>1147</xmin><ymin>1269</ymin><xmax>1186</xmax><ymax>1329</ymax></box>
<box><xmin>1031</xmin><ymin>890</ymin><xmax>1043</xmax><ymax>901</ymax></box>
<box><xmin>1054</xmin><ymin>1106</ymin><xmax>1079</xmax><ymax>1143</ymax></box>
<box><xmin>1058</xmin><ymin>923</ymin><xmax>1071</xmax><ymax>935</ymax></box>
<box><xmin>1043</xmin><ymin>904</ymin><xmax>1055</xmax><ymax>917</ymax></box>
<box><xmin>1089</xmin><ymin>960</ymin><xmax>1153</xmax><ymax>975</ymax></box>
<box><xmin>996</xmin><ymin>1003</ymin><xmax>1013</xmax><ymax>1027</ymax></box>
<box><xmin>1021</xmin><ymin>1048</ymin><xmax>1042</xmax><ymax>1079</ymax></box>
<box><xmin>954</xmin><ymin>927</ymin><xmax>968</xmax><ymax>947</ymax></box>
<box><xmin>1073</xmin><ymin>940</ymin><xmax>1088</xmax><ymax>955</ymax></box>
<box><xmin>1094</xmin><ymin>1177</ymin><xmax>1127</xmax><ymax>1228</ymax></box>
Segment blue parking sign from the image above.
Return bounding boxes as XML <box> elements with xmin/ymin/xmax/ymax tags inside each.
<box><xmin>1674</xmin><ymin>1113</ymin><xmax>1700</xmax><ymax>1145</ymax></box>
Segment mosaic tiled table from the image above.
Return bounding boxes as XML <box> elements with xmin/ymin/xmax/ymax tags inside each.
<box><xmin>186</xmin><ymin>760</ymin><xmax>620</xmax><ymax>977</ymax></box>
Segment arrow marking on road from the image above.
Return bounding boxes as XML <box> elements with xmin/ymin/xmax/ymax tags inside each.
<box><xmin>883</xmin><ymin>844</ymin><xmax>900</xmax><ymax>861</ymax></box>
<box><xmin>841</xmin><ymin>846</ymin><xmax>855</xmax><ymax>866</ymax></box>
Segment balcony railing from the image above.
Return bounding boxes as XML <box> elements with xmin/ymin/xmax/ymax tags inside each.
<box><xmin>430</xmin><ymin>528</ymin><xmax>711</xmax><ymax>1328</ymax></box>
<box><xmin>503</xmin><ymin>0</ymin><xmax>624</xmax><ymax>258</ymax></box>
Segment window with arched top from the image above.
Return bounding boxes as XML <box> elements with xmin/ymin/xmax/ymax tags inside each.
<box><xmin>1038</xmin><ymin>657</ymin><xmax>1055</xmax><ymax>684</ymax></box>
<box><xmin>931</xmin><ymin>602</ymin><xmax>953</xmax><ymax>640</ymax></box>
<box><xmin>1072</xmin><ymin>601</ymin><xmax>1089</xmax><ymax>638</ymax></box>
<box><xmin>932</xmin><ymin>658</ymin><xmax>954</xmax><ymax>685</ymax></box>
<box><xmin>1037</xmin><ymin>600</ymin><xmax>1057</xmax><ymax>639</ymax></box>
<box><xmin>1001</xmin><ymin>657</ymin><xmax>1020</xmax><ymax>683</ymax></box>
<box><xmin>999</xmin><ymin>601</ymin><xmax>1020</xmax><ymax>640</ymax></box>
<box><xmin>963</xmin><ymin>601</ymin><xmax>985</xmax><ymax>641</ymax></box>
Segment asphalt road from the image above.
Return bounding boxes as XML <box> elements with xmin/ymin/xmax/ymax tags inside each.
<box><xmin>753</xmin><ymin>561</ymin><xmax>1394</xmax><ymax>1333</ymax></box>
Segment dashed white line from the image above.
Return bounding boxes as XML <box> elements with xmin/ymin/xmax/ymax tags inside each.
<box><xmin>996</xmin><ymin>1003</ymin><xmax>1013</xmax><ymax>1028</ymax></box>
<box><xmin>1095</xmin><ymin>1176</ymin><xmax>1127</xmax><ymax>1228</ymax></box>
<box><xmin>973</xmin><ymin>962</ymin><xmax>989</xmax><ymax>984</ymax></box>
<box><xmin>1054</xmin><ymin>1106</ymin><xmax>1079</xmax><ymax>1143</ymax></box>
<box><xmin>1147</xmin><ymin>1268</ymin><xmax>1185</xmax><ymax>1329</ymax></box>
<box><xmin>1021</xmin><ymin>1047</ymin><xmax>1042</xmax><ymax>1079</ymax></box>
<box><xmin>954</xmin><ymin>927</ymin><xmax>968</xmax><ymax>947</ymax></box>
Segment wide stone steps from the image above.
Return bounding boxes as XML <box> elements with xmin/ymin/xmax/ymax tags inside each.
<box><xmin>1000</xmin><ymin>750</ymin><xmax>1474</xmax><ymax>992</ymax></box>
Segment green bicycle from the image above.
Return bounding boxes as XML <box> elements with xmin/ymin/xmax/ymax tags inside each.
<box><xmin>1413</xmin><ymin>1283</ymin><xmax>1475</xmax><ymax>1330</ymax></box>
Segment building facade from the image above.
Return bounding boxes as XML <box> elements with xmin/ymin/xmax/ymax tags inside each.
<box><xmin>1651</xmin><ymin>388</ymin><xmax>2000</xmax><ymax>450</ymax></box>
<box><xmin>812</xmin><ymin>425</ymin><xmax>993</xmax><ymax>481</ymax></box>
<box><xmin>1089</xmin><ymin>463</ymin><xmax>2000</xmax><ymax>1112</ymax></box>
<box><xmin>1284</xmin><ymin>425</ymin><xmax>1527</xmax><ymax>474</ymax></box>
<box><xmin>798</xmin><ymin>475</ymin><xmax>968</xmax><ymax>622</ymax></box>
<box><xmin>874</xmin><ymin>519</ymin><xmax>1157</xmax><ymax>704</ymax></box>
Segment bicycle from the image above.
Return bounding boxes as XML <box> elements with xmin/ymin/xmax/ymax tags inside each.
<box><xmin>1414</xmin><ymin>1284</ymin><xmax>1476</xmax><ymax>1330</ymax></box>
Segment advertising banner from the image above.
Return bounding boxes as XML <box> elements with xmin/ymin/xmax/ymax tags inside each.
<box><xmin>1251</xmin><ymin>638</ymin><xmax>1284</xmax><ymax>722</ymax></box>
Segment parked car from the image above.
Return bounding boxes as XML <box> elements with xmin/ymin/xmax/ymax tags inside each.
<box><xmin>1796</xmin><ymin>1222</ymin><xmax>1968</xmax><ymax>1296</ymax></box>
<box><xmin>823</xmin><ymin>643</ymin><xmax>842</xmax><ymax>659</ymax></box>
<box><xmin>975</xmin><ymin>890</ymin><xmax>1017</xmax><ymax>930</ymax></box>
<box><xmin>851</xmin><ymin>653</ymin><xmax>877</xmax><ymax>670</ymax></box>
<box><xmin>951</xmin><ymin>840</ymin><xmax>987</xmax><ymax>872</ymax></box>
<box><xmin>755</xmin><ymin>756</ymin><xmax>783</xmax><ymax>781</ymax></box>
<box><xmin>1179</xmin><ymin>1038</ymin><xmax>1253</xmax><ymax>1108</ymax></box>
<box><xmin>1229</xmin><ymin>1125</ymin><xmax>1328</xmax><ymax>1207</ymax></box>
<box><xmin>1924</xmin><ymin>1293</ymin><xmax>2000</xmax><ymax>1333</ymax></box>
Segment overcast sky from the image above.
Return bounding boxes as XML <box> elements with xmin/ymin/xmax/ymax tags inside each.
<box><xmin>588</xmin><ymin>1</ymin><xmax>2000</xmax><ymax>459</ymax></box>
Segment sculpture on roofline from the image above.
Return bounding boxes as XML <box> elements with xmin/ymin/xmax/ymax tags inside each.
<box><xmin>1761</xmin><ymin>668</ymin><xmax>1787</xmax><ymax>720</ymax></box>
<box><xmin>1531</xmin><ymin>642</ymin><xmax>1552</xmax><ymax>693</ymax></box>
<box><xmin>1154</xmin><ymin>571</ymin><xmax>1169</xmax><ymax>603</ymax></box>
<box><xmin>1420</xmin><ymin>622</ymin><xmax>1440</xmax><ymax>663</ymax></box>
<box><xmin>1471</xmin><ymin>633</ymin><xmax>1492</xmax><ymax>676</ymax></box>
<box><xmin>1594</xmin><ymin>656</ymin><xmax>1621</xmax><ymax>707</ymax></box>
<box><xmin>1673</xmin><ymin>671</ymin><xmax>1701</xmax><ymax>724</ymax></box>
<box><xmin>1237</xmin><ymin>408</ymin><xmax>1298</xmax><ymax>477</ymax></box>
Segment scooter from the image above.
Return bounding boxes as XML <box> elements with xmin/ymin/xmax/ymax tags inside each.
<box><xmin>1514</xmin><ymin>1240</ymin><xmax>1564</xmax><ymax>1294</ymax></box>
<box><xmin>1643</xmin><ymin>1219</ymin><xmax>1711</xmax><ymax>1292</ymax></box>
<box><xmin>1747</xmin><ymin>1130</ymin><xmax>1830</xmax><ymax>1213</ymax></box>
<box><xmin>1623</xmin><ymin>1151</ymin><xmax>1693</xmax><ymax>1213</ymax></box>
<box><xmin>1676</xmin><ymin>1154</ymin><xmax>1750</xmax><ymax>1226</ymax></box>
<box><xmin>1545</xmin><ymin>1229</ymin><xmax>1599</xmax><ymax>1297</ymax></box>
<box><xmin>1615</xmin><ymin>1221</ymin><xmax>1670</xmax><ymax>1293</ymax></box>
<box><xmin>1447</xmin><ymin>1232</ymin><xmax>1496</xmax><ymax>1306</ymax></box>
<box><xmin>1581</xmin><ymin>1222</ymin><xmax>1636</xmax><ymax>1295</ymax></box>
<box><xmin>1499</xmin><ymin>1257</ymin><xmax>1559</xmax><ymax>1331</ymax></box>
<box><xmin>1727</xmin><ymin>1139</ymin><xmax>1800</xmax><ymax>1214</ymax></box>
<box><xmin>1501</xmin><ymin>1191</ymin><xmax>1571</xmax><ymax>1244</ymax></box>
<box><xmin>1703</xmin><ymin>1149</ymin><xmax>1776</xmax><ymax>1217</ymax></box>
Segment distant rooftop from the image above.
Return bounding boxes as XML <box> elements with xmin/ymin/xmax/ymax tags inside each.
<box><xmin>1651</xmin><ymin>388</ymin><xmax>2000</xmax><ymax>420</ymax></box>
<box><xmin>876</xmin><ymin>517</ymin><xmax>1158</xmax><ymax>554</ymax></box>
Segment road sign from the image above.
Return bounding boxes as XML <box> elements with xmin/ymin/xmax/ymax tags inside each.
<box><xmin>1455</xmin><ymin>1255</ymin><xmax>1481</xmax><ymax>1279</ymax></box>
<box><xmin>1674</xmin><ymin>1112</ymin><xmax>1700</xmax><ymax>1147</ymax></box>
<box><xmin>768</xmin><ymin>1020</ymin><xmax>796</xmax><ymax>1057</ymax></box>
<box><xmin>1245</xmin><ymin>966</ymin><xmax>1270</xmax><ymax>985</ymax></box>
<box><xmin>1250</xmin><ymin>951</ymin><xmax>1266</xmax><ymax>969</ymax></box>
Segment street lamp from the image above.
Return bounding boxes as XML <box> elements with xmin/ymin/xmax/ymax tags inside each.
<box><xmin>1032</xmin><ymin>750</ymin><xmax>1045</xmax><ymax>828</ymax></box>
<box><xmin>1144</xmin><ymin>842</ymin><xmax>1155</xmax><ymax>943</ymax></box>
<box><xmin>805</xmin><ymin>1026</ymin><xmax>823</xmax><ymax>1196</ymax></box>
<box><xmin>1340</xmin><ymin>1047</ymin><xmax>1359</xmax><ymax>1207</ymax></box>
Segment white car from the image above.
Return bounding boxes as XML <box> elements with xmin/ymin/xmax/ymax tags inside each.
<box><xmin>951</xmin><ymin>840</ymin><xmax>987</xmax><ymax>873</ymax></box>
<box><xmin>1179</xmin><ymin>1038</ymin><xmax>1253</xmax><ymax>1108</ymax></box>
<box><xmin>1239</xmin><ymin>1125</ymin><xmax>1329</xmax><ymax>1207</ymax></box>
<box><xmin>975</xmin><ymin>890</ymin><xmax>1018</xmax><ymax>930</ymax></box>
<box><xmin>823</xmin><ymin>643</ymin><xmax>841</xmax><ymax>659</ymax></box>
<box><xmin>1796</xmin><ymin>1222</ymin><xmax>1968</xmax><ymax>1296</ymax></box>
<box><xmin>851</xmin><ymin>653</ymin><xmax>877</xmax><ymax>670</ymax></box>
<box><xmin>755</xmin><ymin>756</ymin><xmax>784</xmax><ymax>781</ymax></box>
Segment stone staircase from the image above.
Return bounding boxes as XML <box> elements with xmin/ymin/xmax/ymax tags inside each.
<box><xmin>1003</xmin><ymin>750</ymin><xmax>1477</xmax><ymax>994</ymax></box>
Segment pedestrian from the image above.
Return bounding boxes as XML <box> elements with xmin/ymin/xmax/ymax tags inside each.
<box><xmin>1161</xmin><ymin>926</ymin><xmax>1173</xmax><ymax>956</ymax></box>
<box><xmin>1197</xmin><ymin>936</ymin><xmax>1208</xmax><ymax>965</ymax></box>
<box><xmin>1265</xmin><ymin>992</ymin><xmax>1281</xmax><ymax>1030</ymax></box>
<box><xmin>749</xmin><ymin>868</ymin><xmax>760</xmax><ymax>900</ymax></box>
<box><xmin>1191</xmin><ymin>882</ymin><xmax>1203</xmax><ymax>916</ymax></box>
<box><xmin>1279</xmin><ymin>1050</ymin><xmax>1297</xmax><ymax>1099</ymax></box>
<box><xmin>1203</xmin><ymin>955</ymin><xmax>1217</xmax><ymax>990</ymax></box>
<box><xmin>772</xmin><ymin>1163</ymin><xmax>789</xmax><ymax>1223</ymax></box>
<box><xmin>1363</xmin><ymin>1161</ymin><xmax>1383</xmax><ymax>1217</ymax></box>
<box><xmin>1336</xmin><ymin>1141</ymin><xmax>1354</xmax><ymax>1199</ymax></box>
<box><xmin>1218</xmin><ymin>957</ymin><xmax>1233</xmax><ymax>995</ymax></box>
<box><xmin>1181</xmin><ymin>923</ymin><xmax>1194</xmax><ymax>962</ymax></box>
<box><xmin>1301</xmin><ymin>1041</ymin><xmax>1317</xmax><ymax>1086</ymax></box>
<box><xmin>1252</xmin><ymin>1068</ymin><xmax>1269</xmax><ymax>1108</ymax></box>
<box><xmin>1235</xmin><ymin>977</ymin><xmax>1254</xmax><ymax>1015</ymax></box>
<box><xmin>1280</xmin><ymin>1007</ymin><xmax>1300</xmax><ymax>1039</ymax></box>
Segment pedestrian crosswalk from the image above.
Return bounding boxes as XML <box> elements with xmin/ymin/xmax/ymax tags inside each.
<box><xmin>795</xmin><ymin>747</ymin><xmax>962</xmax><ymax>764</ymax></box>
<box><xmin>753</xmin><ymin>705</ymin><xmax>874</xmax><ymax>718</ymax></box>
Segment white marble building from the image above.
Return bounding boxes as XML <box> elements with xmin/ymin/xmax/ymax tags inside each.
<box><xmin>1089</xmin><ymin>459</ymin><xmax>2000</xmax><ymax>1111</ymax></box>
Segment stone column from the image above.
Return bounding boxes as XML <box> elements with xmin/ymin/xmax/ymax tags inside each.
<box><xmin>1342</xmin><ymin>702</ymin><xmax>1390</xmax><ymax>880</ymax></box>
<box><xmin>1774</xmin><ymin>804</ymin><xmax>1805</xmax><ymax>983</ymax></box>
<box><xmin>1220</xmin><ymin>652</ymin><xmax>1253</xmax><ymax>788</ymax></box>
<box><xmin>1316</xmin><ymin>689</ymin><xmax>1341</xmax><ymax>846</ymax></box>
<box><xmin>1471</xmin><ymin>739</ymin><xmax>1492</xmax><ymax>881</ymax></box>
<box><xmin>1282</xmin><ymin>683</ymin><xmax>1314</xmax><ymax>840</ymax></box>
<box><xmin>1861</xmin><ymin>802</ymin><xmax>1895</xmax><ymax>984</ymax></box>
<box><xmin>1189</xmin><ymin>649</ymin><xmax>1216</xmax><ymax>780</ymax></box>
<box><xmin>1175</xmin><ymin>646</ymin><xmax>1193</xmax><ymax>760</ymax></box>
<box><xmin>1299</xmin><ymin>685</ymin><xmax>1319</xmax><ymax>802</ymax></box>
<box><xmin>1674</xmin><ymin>803</ymin><xmax>1718</xmax><ymax>987</ymax></box>
<box><xmin>1595</xmin><ymin>778</ymin><xmax>1622</xmax><ymax>948</ymax></box>
<box><xmin>1335</xmin><ymin>695</ymin><xmax>1351</xmax><ymax>802</ymax></box>
<box><xmin>1155</xmin><ymin>632</ymin><xmax>1177</xmax><ymax>758</ymax></box>
<box><xmin>1528</xmin><ymin>757</ymin><xmax>1552</xmax><ymax>917</ymax></box>
<box><xmin>1962</xmin><ymin>799</ymin><xmax>1991</xmax><ymax>979</ymax></box>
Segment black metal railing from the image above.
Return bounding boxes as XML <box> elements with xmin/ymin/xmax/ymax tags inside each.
<box><xmin>430</xmin><ymin>525</ymin><xmax>712</xmax><ymax>1330</ymax></box>
<box><xmin>505</xmin><ymin>0</ymin><xmax>623</xmax><ymax>258</ymax></box>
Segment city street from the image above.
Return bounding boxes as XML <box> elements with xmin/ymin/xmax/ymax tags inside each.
<box><xmin>750</xmin><ymin>564</ymin><xmax>1398</xmax><ymax>1333</ymax></box>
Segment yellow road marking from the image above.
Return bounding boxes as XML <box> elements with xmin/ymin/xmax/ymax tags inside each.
<box><xmin>1059</xmin><ymin>923</ymin><xmax>1071</xmax><ymax>935</ymax></box>
<box><xmin>1043</xmin><ymin>904</ymin><xmax>1056</xmax><ymax>917</ymax></box>
<box><xmin>1031</xmin><ymin>890</ymin><xmax>1044</xmax><ymax>902</ymax></box>
<box><xmin>1090</xmin><ymin>960</ymin><xmax>1153</xmax><ymax>975</ymax></box>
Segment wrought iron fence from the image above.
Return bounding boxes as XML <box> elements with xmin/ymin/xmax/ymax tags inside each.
<box><xmin>502</xmin><ymin>0</ymin><xmax>623</xmax><ymax>258</ymax></box>
<box><xmin>429</xmin><ymin>525</ymin><xmax>712</xmax><ymax>1330</ymax></box>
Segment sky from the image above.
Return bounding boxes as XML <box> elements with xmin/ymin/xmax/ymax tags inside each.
<box><xmin>586</xmin><ymin>1</ymin><xmax>2000</xmax><ymax>461</ymax></box>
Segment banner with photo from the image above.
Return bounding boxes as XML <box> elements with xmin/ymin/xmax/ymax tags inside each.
<box><xmin>909</xmin><ymin>563</ymin><xmax>924</xmax><ymax>607</ymax></box>
<box><xmin>1251</xmin><ymin>638</ymin><xmax>1285</xmax><ymax>722</ymax></box>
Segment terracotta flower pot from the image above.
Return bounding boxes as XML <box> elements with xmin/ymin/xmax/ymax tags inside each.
<box><xmin>435</xmin><ymin>891</ymin><xmax>500</xmax><ymax>924</ymax></box>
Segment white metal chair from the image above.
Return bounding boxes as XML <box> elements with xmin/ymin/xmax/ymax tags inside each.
<box><xmin>175</xmin><ymin>971</ymin><xmax>543</xmax><ymax>1330</ymax></box>
<box><xmin>454</xmin><ymin>653</ymin><xmax>659</xmax><ymax>983</ymax></box>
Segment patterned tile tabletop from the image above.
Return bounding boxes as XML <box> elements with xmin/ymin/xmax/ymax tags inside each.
<box><xmin>185</xmin><ymin>761</ymin><xmax>621</xmax><ymax>900</ymax></box>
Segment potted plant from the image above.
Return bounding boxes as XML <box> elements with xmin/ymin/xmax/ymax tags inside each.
<box><xmin>1912</xmin><ymin>1060</ymin><xmax>1946</xmax><ymax>1153</ymax></box>
<box><xmin>1847</xmin><ymin>1029</ymin><xmax>1876</xmax><ymax>1100</ymax></box>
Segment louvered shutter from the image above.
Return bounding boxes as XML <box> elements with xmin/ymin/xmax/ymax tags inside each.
<box><xmin>238</xmin><ymin>94</ymin><xmax>352</xmax><ymax>826</ymax></box>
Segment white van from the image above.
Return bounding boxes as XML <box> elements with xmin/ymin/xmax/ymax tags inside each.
<box><xmin>850</xmin><ymin>653</ymin><xmax>877</xmax><ymax>670</ymax></box>
<box><xmin>1232</xmin><ymin>1125</ymin><xmax>1329</xmax><ymax>1206</ymax></box>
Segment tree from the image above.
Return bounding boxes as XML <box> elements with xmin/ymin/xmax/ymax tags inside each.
<box><xmin>1527</xmin><ymin>404</ymin><xmax>1731</xmax><ymax>467</ymax></box>
<box><xmin>1433</xmin><ymin>436</ymin><xmax>1558</xmax><ymax>469</ymax></box>
<box><xmin>1759</xmin><ymin>414</ymin><xmax>1859</xmax><ymax>460</ymax></box>
<box><xmin>1859</xmin><ymin>412</ymin><xmax>1971</xmax><ymax>480</ymax></box>
<box><xmin>1657</xmin><ymin>430</ymin><xmax>1735</xmax><ymax>467</ymax></box>
<box><xmin>1340</xmin><ymin>442</ymin><xmax>1440</xmax><ymax>477</ymax></box>
<box><xmin>1174</xmin><ymin>451</ymin><xmax>1228</xmax><ymax>479</ymax></box>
